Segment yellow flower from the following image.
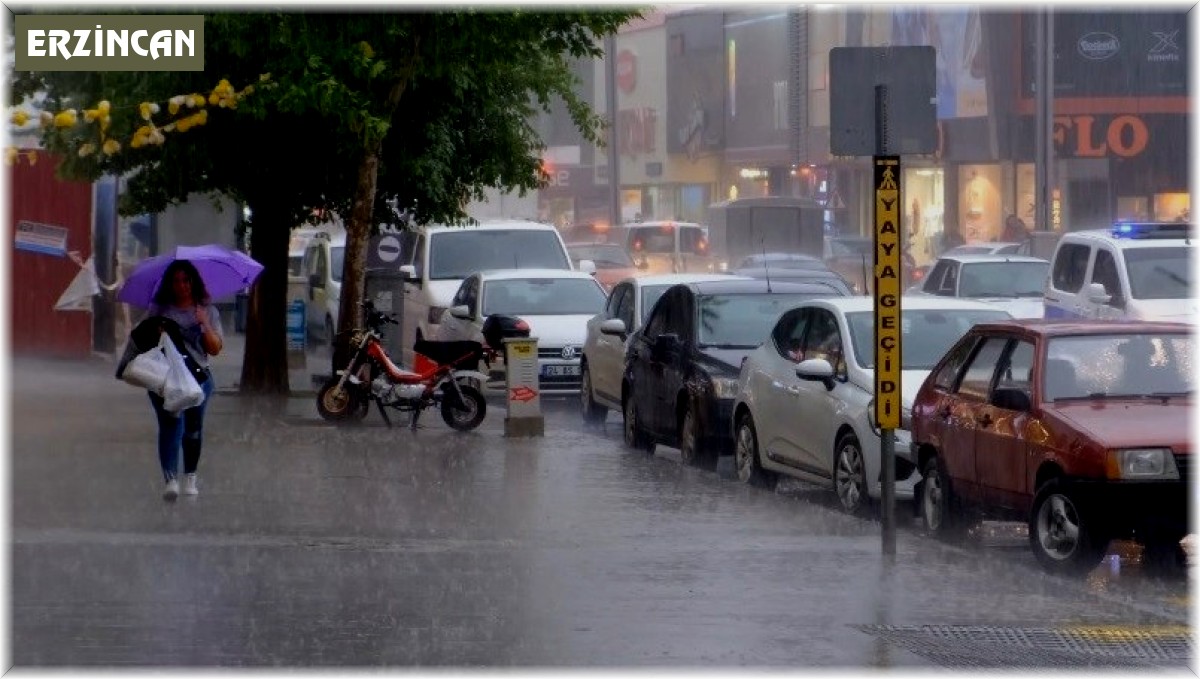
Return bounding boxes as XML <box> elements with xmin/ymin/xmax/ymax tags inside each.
<box><xmin>139</xmin><ymin>102</ymin><xmax>153</xmax><ymax>120</ymax></box>
<box><xmin>149</xmin><ymin>129</ymin><xmax>165</xmax><ymax>145</ymax></box>
<box><xmin>192</xmin><ymin>94</ymin><xmax>206</xmax><ymax>108</ymax></box>
<box><xmin>195</xmin><ymin>110</ymin><xmax>208</xmax><ymax>125</ymax></box>
<box><xmin>10</xmin><ymin>111</ymin><xmax>29</xmax><ymax>126</ymax></box>
<box><xmin>26</xmin><ymin>150</ymin><xmax>36</xmax><ymax>165</ymax></box>
<box><xmin>102</xmin><ymin>139</ymin><xmax>120</xmax><ymax>156</ymax></box>
<box><xmin>259</xmin><ymin>72</ymin><xmax>271</xmax><ymax>82</ymax></box>
<box><xmin>53</xmin><ymin>110</ymin><xmax>78</xmax><ymax>128</ymax></box>
<box><xmin>4</xmin><ymin>147</ymin><xmax>17</xmax><ymax>165</ymax></box>
<box><xmin>83</xmin><ymin>109</ymin><xmax>99</xmax><ymax>122</ymax></box>
<box><xmin>100</xmin><ymin>116</ymin><xmax>111</xmax><ymax>132</ymax></box>
<box><xmin>168</xmin><ymin>101</ymin><xmax>181</xmax><ymax>116</ymax></box>
<box><xmin>78</xmin><ymin>143</ymin><xmax>96</xmax><ymax>157</ymax></box>
<box><xmin>359</xmin><ymin>41</ymin><xmax>374</xmax><ymax>59</ymax></box>
<box><xmin>98</xmin><ymin>101</ymin><xmax>111</xmax><ymax>112</ymax></box>
<box><xmin>208</xmin><ymin>92</ymin><xmax>220</xmax><ymax>106</ymax></box>
<box><xmin>39</xmin><ymin>111</ymin><xmax>53</xmax><ymax>128</ymax></box>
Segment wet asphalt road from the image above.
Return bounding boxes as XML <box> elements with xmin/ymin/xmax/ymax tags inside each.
<box><xmin>10</xmin><ymin>350</ymin><xmax>1194</xmax><ymax>668</ymax></box>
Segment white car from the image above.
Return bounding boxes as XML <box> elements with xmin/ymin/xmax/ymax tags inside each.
<box><xmin>943</xmin><ymin>241</ymin><xmax>1025</xmax><ymax>257</ymax></box>
<box><xmin>579</xmin><ymin>273</ymin><xmax>750</xmax><ymax>423</ymax></box>
<box><xmin>1044</xmin><ymin>222</ymin><xmax>1195</xmax><ymax>322</ymax></box>
<box><xmin>731</xmin><ymin>296</ymin><xmax>1012</xmax><ymax>514</ymax></box>
<box><xmin>907</xmin><ymin>254</ymin><xmax>1049</xmax><ymax>319</ymax></box>
<box><xmin>435</xmin><ymin>269</ymin><xmax>608</xmax><ymax>395</ymax></box>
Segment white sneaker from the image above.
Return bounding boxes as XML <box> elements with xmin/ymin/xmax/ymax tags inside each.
<box><xmin>163</xmin><ymin>478</ymin><xmax>180</xmax><ymax>501</ymax></box>
<box><xmin>183</xmin><ymin>474</ymin><xmax>199</xmax><ymax>496</ymax></box>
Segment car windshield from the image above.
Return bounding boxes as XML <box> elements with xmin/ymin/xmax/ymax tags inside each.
<box><xmin>1045</xmin><ymin>334</ymin><xmax>1192</xmax><ymax>401</ymax></box>
<box><xmin>429</xmin><ymin>230</ymin><xmax>570</xmax><ymax>280</ymax></box>
<box><xmin>957</xmin><ymin>261</ymin><xmax>1049</xmax><ymax>298</ymax></box>
<box><xmin>330</xmin><ymin>246</ymin><xmax>345</xmax><ymax>283</ymax></box>
<box><xmin>739</xmin><ymin>253</ymin><xmax>823</xmax><ymax>269</ymax></box>
<box><xmin>482</xmin><ymin>278</ymin><xmax>606</xmax><ymax>317</ymax></box>
<box><xmin>628</xmin><ymin>227</ymin><xmax>675</xmax><ymax>254</ymax></box>
<box><xmin>829</xmin><ymin>239</ymin><xmax>873</xmax><ymax>256</ymax></box>
<box><xmin>846</xmin><ymin>309</ymin><xmax>1011</xmax><ymax>370</ymax></box>
<box><xmin>1124</xmin><ymin>247</ymin><xmax>1193</xmax><ymax>300</ymax></box>
<box><xmin>945</xmin><ymin>245</ymin><xmax>995</xmax><ymax>256</ymax></box>
<box><xmin>698</xmin><ymin>293</ymin><xmax>823</xmax><ymax>348</ymax></box>
<box><xmin>641</xmin><ymin>284</ymin><xmax>671</xmax><ymax>323</ymax></box>
<box><xmin>569</xmin><ymin>244</ymin><xmax>634</xmax><ymax>268</ymax></box>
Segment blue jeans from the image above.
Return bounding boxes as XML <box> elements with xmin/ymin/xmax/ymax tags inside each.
<box><xmin>148</xmin><ymin>370</ymin><xmax>215</xmax><ymax>481</ymax></box>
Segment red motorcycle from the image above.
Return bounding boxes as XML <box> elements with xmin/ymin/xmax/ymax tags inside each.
<box><xmin>317</xmin><ymin>301</ymin><xmax>493</xmax><ymax>431</ymax></box>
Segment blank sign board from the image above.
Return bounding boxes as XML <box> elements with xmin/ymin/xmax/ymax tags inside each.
<box><xmin>829</xmin><ymin>46</ymin><xmax>937</xmax><ymax>156</ymax></box>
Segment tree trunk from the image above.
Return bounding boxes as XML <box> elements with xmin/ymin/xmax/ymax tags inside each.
<box><xmin>336</xmin><ymin>151</ymin><xmax>380</xmax><ymax>339</ymax></box>
<box><xmin>239</xmin><ymin>200</ymin><xmax>292</xmax><ymax>395</ymax></box>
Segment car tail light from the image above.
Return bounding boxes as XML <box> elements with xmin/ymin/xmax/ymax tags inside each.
<box><xmin>632</xmin><ymin>239</ymin><xmax>643</xmax><ymax>251</ymax></box>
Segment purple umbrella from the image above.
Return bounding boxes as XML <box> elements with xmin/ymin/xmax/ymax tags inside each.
<box><xmin>118</xmin><ymin>244</ymin><xmax>265</xmax><ymax>308</ymax></box>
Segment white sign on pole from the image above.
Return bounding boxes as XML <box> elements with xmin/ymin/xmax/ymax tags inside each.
<box><xmin>15</xmin><ymin>220</ymin><xmax>69</xmax><ymax>257</ymax></box>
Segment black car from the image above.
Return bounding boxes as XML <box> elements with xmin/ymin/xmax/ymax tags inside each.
<box><xmin>731</xmin><ymin>266</ymin><xmax>856</xmax><ymax>296</ymax></box>
<box><xmin>621</xmin><ymin>279</ymin><xmax>848</xmax><ymax>470</ymax></box>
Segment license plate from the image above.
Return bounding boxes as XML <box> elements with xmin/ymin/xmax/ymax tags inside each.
<box><xmin>542</xmin><ymin>365</ymin><xmax>581</xmax><ymax>377</ymax></box>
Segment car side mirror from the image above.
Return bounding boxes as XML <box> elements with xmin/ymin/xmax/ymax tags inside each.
<box><xmin>578</xmin><ymin>259</ymin><xmax>597</xmax><ymax>275</ymax></box>
<box><xmin>308</xmin><ymin>273</ymin><xmax>323</xmax><ymax>289</ymax></box>
<box><xmin>398</xmin><ymin>264</ymin><xmax>416</xmax><ymax>279</ymax></box>
<box><xmin>600</xmin><ymin>318</ymin><xmax>627</xmax><ymax>337</ymax></box>
<box><xmin>990</xmin><ymin>386</ymin><xmax>1032</xmax><ymax>412</ymax></box>
<box><xmin>795</xmin><ymin>358</ymin><xmax>835</xmax><ymax>390</ymax></box>
<box><xmin>1085</xmin><ymin>282</ymin><xmax>1112</xmax><ymax>305</ymax></box>
<box><xmin>449</xmin><ymin>304</ymin><xmax>472</xmax><ymax>320</ymax></box>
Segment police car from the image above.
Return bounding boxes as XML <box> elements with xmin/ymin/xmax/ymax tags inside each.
<box><xmin>1044</xmin><ymin>222</ymin><xmax>1195</xmax><ymax>322</ymax></box>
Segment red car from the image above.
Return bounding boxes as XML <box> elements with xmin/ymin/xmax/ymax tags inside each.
<box><xmin>567</xmin><ymin>242</ymin><xmax>643</xmax><ymax>292</ymax></box>
<box><xmin>911</xmin><ymin>320</ymin><xmax>1192</xmax><ymax>575</ymax></box>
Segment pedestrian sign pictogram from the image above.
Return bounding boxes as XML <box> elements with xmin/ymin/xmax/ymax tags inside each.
<box><xmin>874</xmin><ymin>156</ymin><xmax>902</xmax><ymax>429</ymax></box>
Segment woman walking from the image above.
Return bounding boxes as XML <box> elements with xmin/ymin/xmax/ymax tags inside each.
<box><xmin>146</xmin><ymin>260</ymin><xmax>223</xmax><ymax>500</ymax></box>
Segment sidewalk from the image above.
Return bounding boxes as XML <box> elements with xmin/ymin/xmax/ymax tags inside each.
<box><xmin>207</xmin><ymin>331</ymin><xmax>330</xmax><ymax>397</ymax></box>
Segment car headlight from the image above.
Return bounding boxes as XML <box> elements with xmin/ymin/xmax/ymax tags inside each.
<box><xmin>712</xmin><ymin>376</ymin><xmax>739</xmax><ymax>399</ymax></box>
<box><xmin>428</xmin><ymin>307</ymin><xmax>446</xmax><ymax>325</ymax></box>
<box><xmin>1106</xmin><ymin>448</ymin><xmax>1179</xmax><ymax>480</ymax></box>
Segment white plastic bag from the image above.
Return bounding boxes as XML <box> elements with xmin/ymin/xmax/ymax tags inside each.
<box><xmin>121</xmin><ymin>335</ymin><xmax>171</xmax><ymax>395</ymax></box>
<box><xmin>162</xmin><ymin>339</ymin><xmax>205</xmax><ymax>415</ymax></box>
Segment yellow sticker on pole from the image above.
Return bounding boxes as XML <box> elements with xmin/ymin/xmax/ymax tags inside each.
<box><xmin>874</xmin><ymin>156</ymin><xmax>902</xmax><ymax>429</ymax></box>
<box><xmin>509</xmin><ymin>341</ymin><xmax>535</xmax><ymax>358</ymax></box>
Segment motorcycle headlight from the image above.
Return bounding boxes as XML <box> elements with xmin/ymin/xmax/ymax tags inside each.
<box><xmin>428</xmin><ymin>306</ymin><xmax>447</xmax><ymax>325</ymax></box>
<box><xmin>712</xmin><ymin>376</ymin><xmax>740</xmax><ymax>399</ymax></box>
<box><xmin>1106</xmin><ymin>448</ymin><xmax>1179</xmax><ymax>480</ymax></box>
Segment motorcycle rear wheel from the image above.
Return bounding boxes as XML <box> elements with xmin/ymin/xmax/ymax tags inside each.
<box><xmin>441</xmin><ymin>384</ymin><xmax>487</xmax><ymax>431</ymax></box>
<box><xmin>317</xmin><ymin>377</ymin><xmax>368</xmax><ymax>422</ymax></box>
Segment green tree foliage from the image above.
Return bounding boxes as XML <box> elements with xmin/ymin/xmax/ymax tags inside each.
<box><xmin>11</xmin><ymin>10</ymin><xmax>638</xmax><ymax>393</ymax></box>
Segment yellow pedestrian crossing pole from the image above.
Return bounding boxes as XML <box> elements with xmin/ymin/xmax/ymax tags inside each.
<box><xmin>874</xmin><ymin>154</ymin><xmax>902</xmax><ymax>557</ymax></box>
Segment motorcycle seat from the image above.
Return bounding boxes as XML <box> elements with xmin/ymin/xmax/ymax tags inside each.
<box><xmin>413</xmin><ymin>339</ymin><xmax>484</xmax><ymax>369</ymax></box>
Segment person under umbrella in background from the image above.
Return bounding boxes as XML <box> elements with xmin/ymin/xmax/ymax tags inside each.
<box><xmin>144</xmin><ymin>260</ymin><xmax>224</xmax><ymax>500</ymax></box>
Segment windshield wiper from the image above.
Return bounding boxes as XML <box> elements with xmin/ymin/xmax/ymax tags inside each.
<box><xmin>1153</xmin><ymin>266</ymin><xmax>1188</xmax><ymax>287</ymax></box>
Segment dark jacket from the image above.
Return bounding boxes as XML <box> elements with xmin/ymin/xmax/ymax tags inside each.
<box><xmin>116</xmin><ymin>316</ymin><xmax>209</xmax><ymax>384</ymax></box>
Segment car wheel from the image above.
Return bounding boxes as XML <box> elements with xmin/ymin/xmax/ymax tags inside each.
<box><xmin>1028</xmin><ymin>478</ymin><xmax>1109</xmax><ymax>575</ymax></box>
<box><xmin>833</xmin><ymin>432</ymin><xmax>868</xmax><ymax>514</ymax></box>
<box><xmin>579</xmin><ymin>363</ymin><xmax>607</xmax><ymax>426</ymax></box>
<box><xmin>920</xmin><ymin>455</ymin><xmax>962</xmax><ymax>540</ymax></box>
<box><xmin>679</xmin><ymin>406</ymin><xmax>716</xmax><ymax>471</ymax></box>
<box><xmin>735</xmin><ymin>414</ymin><xmax>777</xmax><ymax>490</ymax></box>
<box><xmin>623</xmin><ymin>393</ymin><xmax>654</xmax><ymax>454</ymax></box>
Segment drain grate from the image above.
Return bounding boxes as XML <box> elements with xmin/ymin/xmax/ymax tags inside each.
<box><xmin>854</xmin><ymin>624</ymin><xmax>1193</xmax><ymax>668</ymax></box>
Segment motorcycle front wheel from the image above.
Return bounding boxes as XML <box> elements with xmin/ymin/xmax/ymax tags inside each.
<box><xmin>441</xmin><ymin>383</ymin><xmax>487</xmax><ymax>431</ymax></box>
<box><xmin>317</xmin><ymin>377</ymin><xmax>368</xmax><ymax>422</ymax></box>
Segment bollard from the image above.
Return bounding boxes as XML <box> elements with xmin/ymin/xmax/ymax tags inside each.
<box><xmin>503</xmin><ymin>336</ymin><xmax>544</xmax><ymax>437</ymax></box>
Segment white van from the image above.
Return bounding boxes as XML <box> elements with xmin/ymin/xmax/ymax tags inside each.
<box><xmin>392</xmin><ymin>220</ymin><xmax>587</xmax><ymax>366</ymax></box>
<box><xmin>300</xmin><ymin>230</ymin><xmax>346</xmax><ymax>342</ymax></box>
<box><xmin>1044</xmin><ymin>222</ymin><xmax>1195</xmax><ymax>322</ymax></box>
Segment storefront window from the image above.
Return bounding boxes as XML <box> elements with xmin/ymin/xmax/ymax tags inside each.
<box><xmin>958</xmin><ymin>165</ymin><xmax>1003</xmax><ymax>242</ymax></box>
<box><xmin>1154</xmin><ymin>193</ymin><xmax>1190</xmax><ymax>223</ymax></box>
<box><xmin>904</xmin><ymin>167</ymin><xmax>944</xmax><ymax>267</ymax></box>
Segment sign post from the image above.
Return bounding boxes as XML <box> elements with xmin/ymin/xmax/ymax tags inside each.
<box><xmin>874</xmin><ymin>155</ymin><xmax>901</xmax><ymax>557</ymax></box>
<box><xmin>830</xmin><ymin>46</ymin><xmax>933</xmax><ymax>558</ymax></box>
